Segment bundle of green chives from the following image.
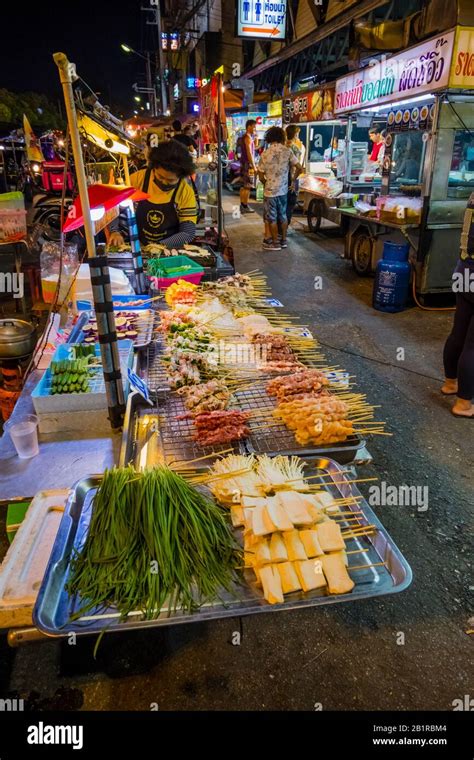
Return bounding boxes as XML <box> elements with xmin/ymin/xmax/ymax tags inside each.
<box><xmin>66</xmin><ymin>465</ymin><xmax>242</xmax><ymax>620</ymax></box>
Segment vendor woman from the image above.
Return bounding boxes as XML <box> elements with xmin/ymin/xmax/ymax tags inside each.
<box><xmin>108</xmin><ymin>140</ymin><xmax>198</xmax><ymax>248</ymax></box>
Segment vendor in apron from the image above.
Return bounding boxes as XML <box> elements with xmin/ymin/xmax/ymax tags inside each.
<box><xmin>108</xmin><ymin>140</ymin><xmax>198</xmax><ymax>248</ymax></box>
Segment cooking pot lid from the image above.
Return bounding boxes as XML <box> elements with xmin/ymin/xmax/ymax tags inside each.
<box><xmin>0</xmin><ymin>319</ymin><xmax>36</xmax><ymax>345</ymax></box>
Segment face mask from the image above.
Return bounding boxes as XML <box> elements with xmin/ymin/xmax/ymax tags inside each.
<box><xmin>154</xmin><ymin>177</ymin><xmax>179</xmax><ymax>192</ymax></box>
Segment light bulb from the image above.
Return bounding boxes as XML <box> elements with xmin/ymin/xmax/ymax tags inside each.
<box><xmin>90</xmin><ymin>206</ymin><xmax>105</xmax><ymax>221</ymax></box>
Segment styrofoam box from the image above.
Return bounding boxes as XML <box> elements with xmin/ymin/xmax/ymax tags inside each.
<box><xmin>32</xmin><ymin>341</ymin><xmax>133</xmax><ymax>414</ymax></box>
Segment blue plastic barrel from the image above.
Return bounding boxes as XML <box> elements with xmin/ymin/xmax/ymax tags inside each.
<box><xmin>373</xmin><ymin>241</ymin><xmax>411</xmax><ymax>313</ymax></box>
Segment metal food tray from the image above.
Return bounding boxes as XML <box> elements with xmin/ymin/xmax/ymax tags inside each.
<box><xmin>234</xmin><ymin>382</ymin><xmax>365</xmax><ymax>465</ymax></box>
<box><xmin>120</xmin><ymin>392</ymin><xmax>246</xmax><ymax>470</ymax></box>
<box><xmin>68</xmin><ymin>309</ymin><xmax>154</xmax><ymax>350</ymax></box>
<box><xmin>33</xmin><ymin>457</ymin><xmax>412</xmax><ymax>636</ymax></box>
<box><xmin>142</xmin><ymin>335</ymin><xmax>170</xmax><ymax>398</ymax></box>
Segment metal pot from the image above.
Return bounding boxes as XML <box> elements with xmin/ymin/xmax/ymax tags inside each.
<box><xmin>0</xmin><ymin>319</ymin><xmax>37</xmax><ymax>359</ymax></box>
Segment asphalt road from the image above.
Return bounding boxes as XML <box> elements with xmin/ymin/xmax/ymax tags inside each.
<box><xmin>1</xmin><ymin>202</ymin><xmax>472</xmax><ymax>711</ymax></box>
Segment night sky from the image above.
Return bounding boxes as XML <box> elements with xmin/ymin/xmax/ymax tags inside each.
<box><xmin>0</xmin><ymin>1</ymin><xmax>153</xmax><ymax>116</ymax></box>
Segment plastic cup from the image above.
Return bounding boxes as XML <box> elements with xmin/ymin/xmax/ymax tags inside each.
<box><xmin>5</xmin><ymin>414</ymin><xmax>39</xmax><ymax>459</ymax></box>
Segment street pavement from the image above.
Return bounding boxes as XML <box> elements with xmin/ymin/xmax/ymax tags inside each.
<box><xmin>1</xmin><ymin>198</ymin><xmax>472</xmax><ymax>711</ymax></box>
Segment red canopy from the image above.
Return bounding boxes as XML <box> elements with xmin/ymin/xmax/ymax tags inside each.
<box><xmin>63</xmin><ymin>184</ymin><xmax>143</xmax><ymax>232</ymax></box>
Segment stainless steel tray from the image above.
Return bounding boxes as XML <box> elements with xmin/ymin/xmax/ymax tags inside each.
<box><xmin>68</xmin><ymin>309</ymin><xmax>154</xmax><ymax>350</ymax></box>
<box><xmin>141</xmin><ymin>336</ymin><xmax>170</xmax><ymax>399</ymax></box>
<box><xmin>33</xmin><ymin>458</ymin><xmax>412</xmax><ymax>636</ymax></box>
<box><xmin>235</xmin><ymin>382</ymin><xmax>365</xmax><ymax>465</ymax></box>
<box><xmin>120</xmin><ymin>391</ymin><xmax>246</xmax><ymax>469</ymax></box>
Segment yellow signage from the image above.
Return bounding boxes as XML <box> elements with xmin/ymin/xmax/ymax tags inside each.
<box><xmin>450</xmin><ymin>26</ymin><xmax>474</xmax><ymax>88</ymax></box>
<box><xmin>268</xmin><ymin>100</ymin><xmax>282</xmax><ymax>117</ymax></box>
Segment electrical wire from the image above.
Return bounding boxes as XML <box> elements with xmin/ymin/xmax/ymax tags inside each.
<box><xmin>315</xmin><ymin>337</ymin><xmax>445</xmax><ymax>384</ymax></box>
<box><xmin>411</xmin><ymin>270</ymin><xmax>455</xmax><ymax>312</ymax></box>
<box><xmin>447</xmin><ymin>100</ymin><xmax>473</xmax><ymax>137</ymax></box>
<box><xmin>24</xmin><ymin>131</ymin><xmax>71</xmax><ymax>379</ymax></box>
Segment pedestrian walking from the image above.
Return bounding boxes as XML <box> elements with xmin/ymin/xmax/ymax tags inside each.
<box><xmin>442</xmin><ymin>193</ymin><xmax>474</xmax><ymax>417</ymax></box>
<box><xmin>285</xmin><ymin>125</ymin><xmax>305</xmax><ymax>226</ymax></box>
<box><xmin>237</xmin><ymin>119</ymin><xmax>257</xmax><ymax>214</ymax></box>
<box><xmin>258</xmin><ymin>126</ymin><xmax>302</xmax><ymax>251</ymax></box>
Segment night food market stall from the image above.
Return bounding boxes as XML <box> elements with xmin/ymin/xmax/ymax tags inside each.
<box><xmin>332</xmin><ymin>26</ymin><xmax>474</xmax><ymax>287</ymax></box>
<box><xmin>0</xmin><ymin>53</ymin><xmax>413</xmax><ymax>644</ymax></box>
<box><xmin>1</xmin><ymin>264</ymin><xmax>413</xmax><ymax>640</ymax></box>
<box><xmin>283</xmin><ymin>86</ymin><xmax>386</xmax><ymax>234</ymax></box>
<box><xmin>40</xmin><ymin>274</ymin><xmax>411</xmax><ymax>634</ymax></box>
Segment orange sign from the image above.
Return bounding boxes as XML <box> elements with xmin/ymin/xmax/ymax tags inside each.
<box><xmin>283</xmin><ymin>88</ymin><xmax>335</xmax><ymax>124</ymax></box>
<box><xmin>450</xmin><ymin>27</ymin><xmax>474</xmax><ymax>88</ymax></box>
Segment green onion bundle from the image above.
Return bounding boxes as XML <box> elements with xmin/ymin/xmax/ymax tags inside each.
<box><xmin>66</xmin><ymin>465</ymin><xmax>242</xmax><ymax>620</ymax></box>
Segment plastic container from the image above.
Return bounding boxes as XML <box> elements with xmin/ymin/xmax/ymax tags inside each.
<box><xmin>0</xmin><ymin>192</ymin><xmax>27</xmax><ymax>243</ymax></box>
<box><xmin>148</xmin><ymin>255</ymin><xmax>204</xmax><ymax>290</ymax></box>
<box><xmin>4</xmin><ymin>414</ymin><xmax>39</xmax><ymax>459</ymax></box>
<box><xmin>32</xmin><ymin>341</ymin><xmax>134</xmax><ymax>414</ymax></box>
<box><xmin>40</xmin><ymin>243</ymin><xmax>78</xmax><ymax>305</ymax></box>
<box><xmin>76</xmin><ymin>295</ymin><xmax>149</xmax><ymax>312</ymax></box>
<box><xmin>373</xmin><ymin>242</ymin><xmax>411</xmax><ymax>313</ymax></box>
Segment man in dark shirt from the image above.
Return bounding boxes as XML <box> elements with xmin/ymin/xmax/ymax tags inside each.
<box><xmin>172</xmin><ymin>120</ymin><xmax>197</xmax><ymax>150</ymax></box>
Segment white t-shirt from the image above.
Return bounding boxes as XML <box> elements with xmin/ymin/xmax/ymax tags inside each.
<box><xmin>259</xmin><ymin>143</ymin><xmax>298</xmax><ymax>197</ymax></box>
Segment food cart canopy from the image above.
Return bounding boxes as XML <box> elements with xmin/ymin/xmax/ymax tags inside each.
<box><xmin>77</xmin><ymin>112</ymin><xmax>130</xmax><ymax>155</ymax></box>
<box><xmin>63</xmin><ymin>184</ymin><xmax>138</xmax><ymax>232</ymax></box>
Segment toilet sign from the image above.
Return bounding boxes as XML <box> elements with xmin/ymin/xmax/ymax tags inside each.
<box><xmin>237</xmin><ymin>0</ymin><xmax>287</xmax><ymax>40</ymax></box>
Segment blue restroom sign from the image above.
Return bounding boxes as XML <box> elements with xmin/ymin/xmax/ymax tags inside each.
<box><xmin>237</xmin><ymin>0</ymin><xmax>287</xmax><ymax>39</ymax></box>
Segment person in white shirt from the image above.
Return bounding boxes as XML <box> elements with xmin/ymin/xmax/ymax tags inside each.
<box><xmin>258</xmin><ymin>127</ymin><xmax>302</xmax><ymax>251</ymax></box>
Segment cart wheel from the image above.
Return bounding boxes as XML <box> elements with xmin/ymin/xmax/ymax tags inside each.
<box><xmin>307</xmin><ymin>198</ymin><xmax>323</xmax><ymax>233</ymax></box>
<box><xmin>352</xmin><ymin>231</ymin><xmax>374</xmax><ymax>276</ymax></box>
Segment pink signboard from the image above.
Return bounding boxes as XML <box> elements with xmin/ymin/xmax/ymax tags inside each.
<box><xmin>335</xmin><ymin>30</ymin><xmax>455</xmax><ymax>115</ymax></box>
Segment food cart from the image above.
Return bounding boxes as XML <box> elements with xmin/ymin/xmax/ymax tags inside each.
<box><xmin>282</xmin><ymin>85</ymin><xmax>385</xmax><ymax>233</ymax></box>
<box><xmin>331</xmin><ymin>26</ymin><xmax>474</xmax><ymax>289</ymax></box>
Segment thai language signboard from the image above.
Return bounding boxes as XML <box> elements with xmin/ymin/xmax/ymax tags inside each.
<box><xmin>283</xmin><ymin>88</ymin><xmax>335</xmax><ymax>124</ymax></box>
<box><xmin>237</xmin><ymin>0</ymin><xmax>287</xmax><ymax>40</ymax></box>
<box><xmin>334</xmin><ymin>31</ymin><xmax>455</xmax><ymax>114</ymax></box>
<box><xmin>449</xmin><ymin>27</ymin><xmax>474</xmax><ymax>89</ymax></box>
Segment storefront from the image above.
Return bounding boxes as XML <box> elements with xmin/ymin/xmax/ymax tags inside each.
<box><xmin>331</xmin><ymin>26</ymin><xmax>474</xmax><ymax>290</ymax></box>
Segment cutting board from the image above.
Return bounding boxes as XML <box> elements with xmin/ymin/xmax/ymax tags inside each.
<box><xmin>0</xmin><ymin>488</ymin><xmax>69</xmax><ymax>629</ymax></box>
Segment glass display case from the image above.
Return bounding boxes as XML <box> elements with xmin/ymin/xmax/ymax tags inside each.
<box><xmin>447</xmin><ymin>130</ymin><xmax>474</xmax><ymax>199</ymax></box>
<box><xmin>387</xmin><ymin>131</ymin><xmax>427</xmax><ymax>194</ymax></box>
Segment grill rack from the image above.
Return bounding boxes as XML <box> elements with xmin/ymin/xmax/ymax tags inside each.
<box><xmin>158</xmin><ymin>393</ymin><xmax>244</xmax><ymax>466</ymax></box>
<box><xmin>234</xmin><ymin>381</ymin><xmax>364</xmax><ymax>463</ymax></box>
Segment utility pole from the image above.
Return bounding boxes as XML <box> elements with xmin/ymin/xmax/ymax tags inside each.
<box><xmin>145</xmin><ymin>52</ymin><xmax>158</xmax><ymax>117</ymax></box>
<box><xmin>145</xmin><ymin>0</ymin><xmax>168</xmax><ymax>115</ymax></box>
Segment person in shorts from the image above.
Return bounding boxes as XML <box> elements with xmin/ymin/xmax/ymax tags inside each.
<box><xmin>258</xmin><ymin>126</ymin><xmax>302</xmax><ymax>250</ymax></box>
<box><xmin>237</xmin><ymin>119</ymin><xmax>257</xmax><ymax>214</ymax></box>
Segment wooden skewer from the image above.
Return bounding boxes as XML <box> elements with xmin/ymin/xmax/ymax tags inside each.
<box><xmin>345</xmin><ymin>548</ymin><xmax>370</xmax><ymax>555</ymax></box>
<box><xmin>348</xmin><ymin>562</ymin><xmax>386</xmax><ymax>571</ymax></box>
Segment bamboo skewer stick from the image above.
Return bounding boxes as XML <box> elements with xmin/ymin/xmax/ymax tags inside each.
<box><xmin>345</xmin><ymin>548</ymin><xmax>370</xmax><ymax>555</ymax></box>
<box><xmin>348</xmin><ymin>562</ymin><xmax>386</xmax><ymax>571</ymax></box>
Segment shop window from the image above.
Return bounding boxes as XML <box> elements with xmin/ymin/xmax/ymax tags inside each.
<box><xmin>448</xmin><ymin>130</ymin><xmax>474</xmax><ymax>199</ymax></box>
<box><xmin>389</xmin><ymin>131</ymin><xmax>426</xmax><ymax>194</ymax></box>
